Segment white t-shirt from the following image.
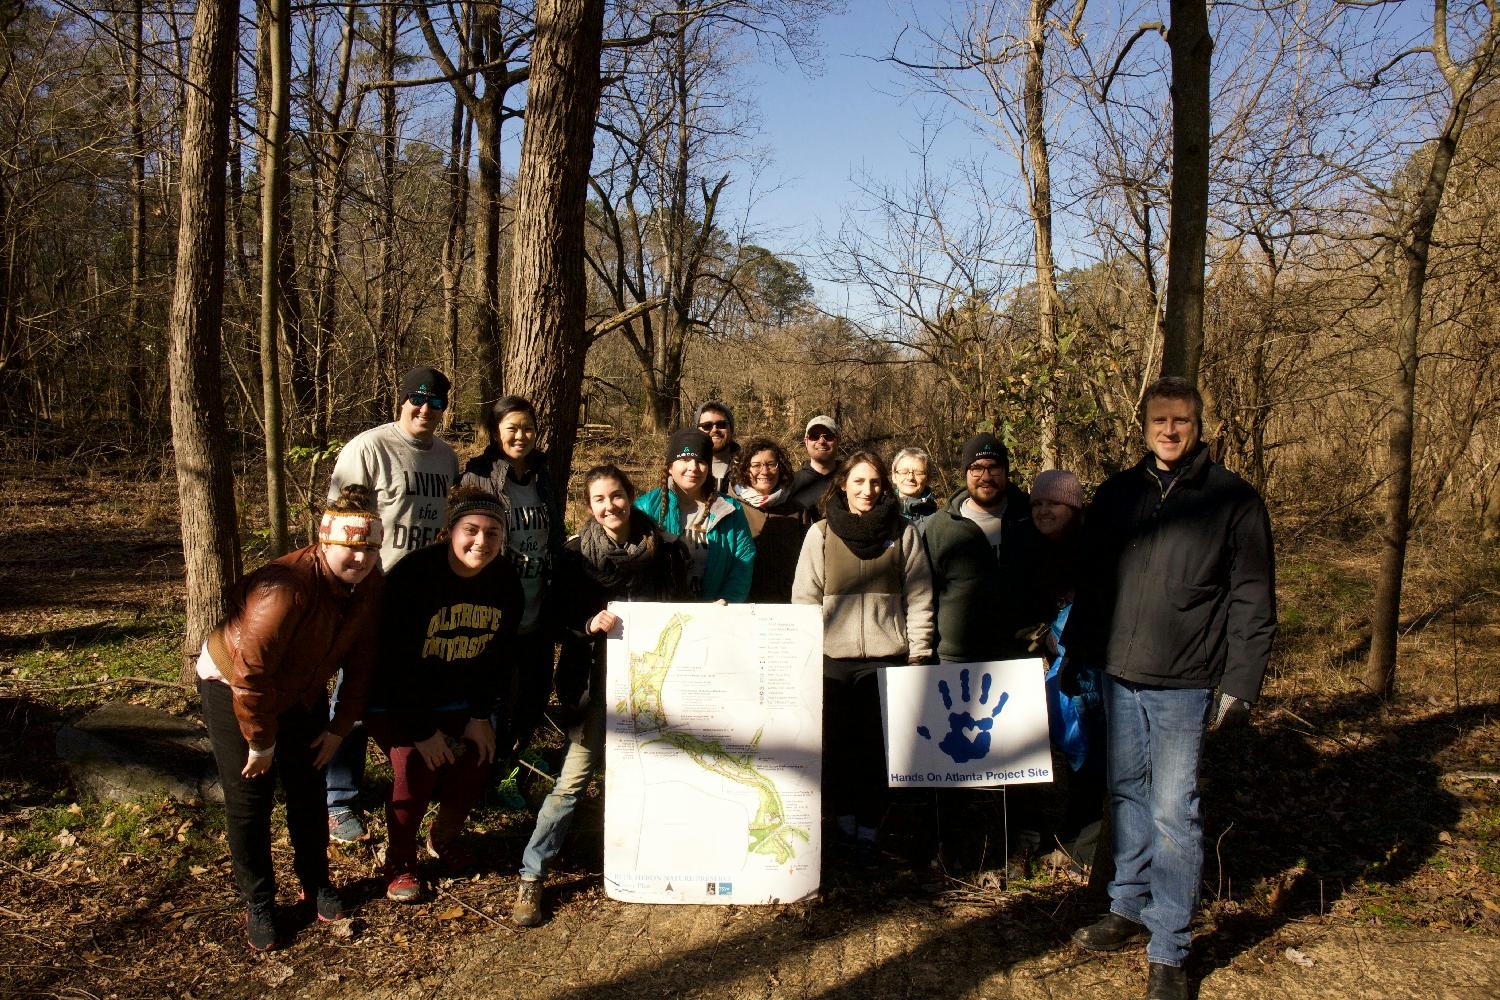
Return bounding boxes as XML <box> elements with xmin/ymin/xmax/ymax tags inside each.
<box><xmin>960</xmin><ymin>497</ymin><xmax>1007</xmax><ymax>565</ymax></box>
<box><xmin>328</xmin><ymin>422</ymin><xmax>459</xmax><ymax>571</ymax></box>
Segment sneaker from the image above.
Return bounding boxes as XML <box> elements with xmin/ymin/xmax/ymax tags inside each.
<box><xmin>386</xmin><ymin>871</ymin><xmax>423</xmax><ymax>904</ymax></box>
<box><xmin>299</xmin><ymin>884</ymin><xmax>345</xmax><ymax>922</ymax></box>
<box><xmin>426</xmin><ymin>832</ymin><xmax>478</xmax><ymax>872</ymax></box>
<box><xmin>246</xmin><ymin>902</ymin><xmax>278</xmax><ymax>951</ymax></box>
<box><xmin>1071</xmin><ymin>911</ymin><xmax>1146</xmax><ymax>953</ymax></box>
<box><xmin>328</xmin><ymin>809</ymin><xmax>367</xmax><ymax>844</ymax></box>
<box><xmin>511</xmin><ymin>877</ymin><xmax>544</xmax><ymax>927</ymax></box>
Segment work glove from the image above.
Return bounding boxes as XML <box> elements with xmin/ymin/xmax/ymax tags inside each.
<box><xmin>1210</xmin><ymin>691</ymin><xmax>1251</xmax><ymax>732</ymax></box>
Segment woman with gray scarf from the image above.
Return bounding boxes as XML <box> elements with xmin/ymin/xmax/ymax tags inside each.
<box><xmin>511</xmin><ymin>465</ymin><xmax>690</xmax><ymax>927</ymax></box>
<box><xmin>729</xmin><ymin>437</ymin><xmax>812</xmax><ymax>602</ymax></box>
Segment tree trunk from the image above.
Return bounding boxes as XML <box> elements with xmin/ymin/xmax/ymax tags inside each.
<box><xmin>442</xmin><ymin>8</ymin><xmax>473</xmax><ymax>424</ymax></box>
<box><xmin>1366</xmin><ymin>7</ymin><xmax>1497</xmax><ymax>695</ymax></box>
<box><xmin>1162</xmin><ymin>0</ymin><xmax>1211</xmax><ymax>382</ymax></box>
<box><xmin>1024</xmin><ymin>0</ymin><xmax>1060</xmax><ymax>469</ymax></box>
<box><xmin>506</xmin><ymin>0</ymin><xmax>605</xmax><ymax>489</ymax></box>
<box><xmin>257</xmin><ymin>0</ymin><xmax>291</xmax><ymax>555</ymax></box>
<box><xmin>167</xmin><ymin>0</ymin><xmax>243</xmax><ymax>682</ymax></box>
<box><xmin>126</xmin><ymin>0</ymin><xmax>148</xmax><ymax>441</ymax></box>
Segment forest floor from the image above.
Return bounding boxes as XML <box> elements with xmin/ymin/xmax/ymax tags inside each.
<box><xmin>3</xmin><ymin>456</ymin><xmax>1500</xmax><ymax>999</ymax></box>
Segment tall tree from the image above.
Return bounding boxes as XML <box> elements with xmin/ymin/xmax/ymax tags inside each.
<box><xmin>1366</xmin><ymin>0</ymin><xmax>1499</xmax><ymax>696</ymax></box>
<box><xmin>413</xmin><ymin>0</ymin><xmax>531</xmax><ymax>404</ymax></box>
<box><xmin>506</xmin><ymin>0</ymin><xmax>605</xmax><ymax>486</ymax></box>
<box><xmin>167</xmin><ymin>0</ymin><xmax>242</xmax><ymax>680</ymax></box>
<box><xmin>257</xmin><ymin>0</ymin><xmax>292</xmax><ymax>554</ymax></box>
<box><xmin>1161</xmin><ymin>0</ymin><xmax>1211</xmax><ymax>381</ymax></box>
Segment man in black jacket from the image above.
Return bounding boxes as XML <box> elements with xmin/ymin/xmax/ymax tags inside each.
<box><xmin>1061</xmin><ymin>377</ymin><xmax>1275</xmax><ymax>1000</ymax></box>
<box><xmin>922</xmin><ymin>432</ymin><xmax>1033</xmax><ymax>662</ymax></box>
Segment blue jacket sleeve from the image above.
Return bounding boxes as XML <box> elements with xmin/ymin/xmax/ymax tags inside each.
<box><xmin>718</xmin><ymin>508</ymin><xmax>756</xmax><ymax>604</ymax></box>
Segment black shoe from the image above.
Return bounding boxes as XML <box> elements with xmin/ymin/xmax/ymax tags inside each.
<box><xmin>245</xmin><ymin>902</ymin><xmax>278</xmax><ymax>951</ymax></box>
<box><xmin>1147</xmin><ymin>961</ymin><xmax>1188</xmax><ymax>1000</ymax></box>
<box><xmin>300</xmin><ymin>884</ymin><xmax>345</xmax><ymax>922</ymax></box>
<box><xmin>1071</xmin><ymin>911</ymin><xmax>1146</xmax><ymax>952</ymax></box>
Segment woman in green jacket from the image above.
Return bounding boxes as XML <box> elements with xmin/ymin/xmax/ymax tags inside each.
<box><xmin>634</xmin><ymin>428</ymin><xmax>755</xmax><ymax>603</ymax></box>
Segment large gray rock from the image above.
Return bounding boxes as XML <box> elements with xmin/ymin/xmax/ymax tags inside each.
<box><xmin>56</xmin><ymin>702</ymin><xmax>223</xmax><ymax>805</ymax></box>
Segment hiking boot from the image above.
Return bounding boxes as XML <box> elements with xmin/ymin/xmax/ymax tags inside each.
<box><xmin>1147</xmin><ymin>961</ymin><xmax>1189</xmax><ymax>1000</ymax></box>
<box><xmin>511</xmin><ymin>877</ymin><xmax>544</xmax><ymax>927</ymax></box>
<box><xmin>245</xmin><ymin>901</ymin><xmax>278</xmax><ymax>951</ymax></box>
<box><xmin>1071</xmin><ymin>911</ymin><xmax>1146</xmax><ymax>953</ymax></box>
<box><xmin>328</xmin><ymin>809</ymin><xmax>367</xmax><ymax>844</ymax></box>
<box><xmin>386</xmin><ymin>871</ymin><xmax>423</xmax><ymax>904</ymax></box>
<box><xmin>299</xmin><ymin>884</ymin><xmax>345</xmax><ymax>922</ymax></box>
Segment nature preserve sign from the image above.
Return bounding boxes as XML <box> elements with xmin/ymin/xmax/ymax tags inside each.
<box><xmin>881</xmin><ymin>659</ymin><xmax>1053</xmax><ymax>787</ymax></box>
<box><xmin>603</xmin><ymin>603</ymin><xmax>823</xmax><ymax>905</ymax></box>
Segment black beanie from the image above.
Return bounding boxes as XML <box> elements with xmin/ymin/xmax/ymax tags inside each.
<box><xmin>960</xmin><ymin>432</ymin><xmax>1009</xmax><ymax>471</ymax></box>
<box><xmin>666</xmin><ymin>428</ymin><xmax>713</xmax><ymax>465</ymax></box>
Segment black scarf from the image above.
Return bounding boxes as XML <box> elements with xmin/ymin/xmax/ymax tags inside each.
<box><xmin>577</xmin><ymin>510</ymin><xmax>658</xmax><ymax>593</ymax></box>
<box><xmin>824</xmin><ymin>491</ymin><xmax>903</xmax><ymax>560</ymax></box>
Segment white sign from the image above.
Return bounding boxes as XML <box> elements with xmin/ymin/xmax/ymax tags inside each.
<box><xmin>880</xmin><ymin>659</ymin><xmax>1053</xmax><ymax>787</ymax></box>
<box><xmin>603</xmin><ymin>602</ymin><xmax>823</xmax><ymax>904</ymax></box>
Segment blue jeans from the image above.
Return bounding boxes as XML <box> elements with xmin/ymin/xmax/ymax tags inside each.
<box><xmin>325</xmin><ymin>669</ymin><xmax>366</xmax><ymax>814</ymax></box>
<box><xmin>519</xmin><ymin>700</ymin><xmax>605</xmax><ymax>880</ymax></box>
<box><xmin>1103</xmin><ymin>676</ymin><xmax>1212</xmax><ymax>967</ymax></box>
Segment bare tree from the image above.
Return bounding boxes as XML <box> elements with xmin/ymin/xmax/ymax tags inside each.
<box><xmin>167</xmin><ymin>0</ymin><xmax>243</xmax><ymax>679</ymax></box>
<box><xmin>888</xmin><ymin>0</ymin><xmax>1090</xmax><ymax>468</ymax></box>
<box><xmin>1366</xmin><ymin>0</ymin><xmax>1499</xmax><ymax>696</ymax></box>
<box><xmin>413</xmin><ymin>0</ymin><xmax>532</xmax><ymax>403</ymax></box>
<box><xmin>257</xmin><ymin>0</ymin><xmax>292</xmax><ymax>554</ymax></box>
<box><xmin>506</xmin><ymin>0</ymin><xmax>606</xmax><ymax>485</ymax></box>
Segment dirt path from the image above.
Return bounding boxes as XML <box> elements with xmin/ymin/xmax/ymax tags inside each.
<box><xmin>337</xmin><ymin>900</ymin><xmax>1500</xmax><ymax>999</ymax></box>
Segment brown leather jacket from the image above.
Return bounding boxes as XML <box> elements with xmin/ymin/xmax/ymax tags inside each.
<box><xmin>206</xmin><ymin>544</ymin><xmax>383</xmax><ymax>749</ymax></box>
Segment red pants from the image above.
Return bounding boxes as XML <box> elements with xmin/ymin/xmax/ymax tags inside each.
<box><xmin>367</xmin><ymin>711</ymin><xmax>492</xmax><ymax>874</ymax></box>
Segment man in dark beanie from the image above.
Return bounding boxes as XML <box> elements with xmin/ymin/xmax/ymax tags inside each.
<box><xmin>922</xmin><ymin>432</ymin><xmax>1033</xmax><ymax>662</ymax></box>
<box><xmin>323</xmin><ymin>364</ymin><xmax>459</xmax><ymax>843</ymax></box>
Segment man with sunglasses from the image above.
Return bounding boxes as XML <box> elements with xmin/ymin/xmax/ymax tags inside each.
<box><xmin>323</xmin><ymin>365</ymin><xmax>460</xmax><ymax>843</ymax></box>
<box><xmin>693</xmin><ymin>400</ymin><xmax>740</xmax><ymax>495</ymax></box>
<box><xmin>789</xmin><ymin>414</ymin><xmax>841</xmax><ymax>516</ymax></box>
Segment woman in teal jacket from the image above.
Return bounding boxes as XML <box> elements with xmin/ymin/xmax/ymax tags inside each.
<box><xmin>635</xmin><ymin>428</ymin><xmax>755</xmax><ymax>603</ymax></box>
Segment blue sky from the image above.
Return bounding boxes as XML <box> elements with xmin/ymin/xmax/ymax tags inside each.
<box><xmin>730</xmin><ymin>3</ymin><xmax>997</xmax><ymax>309</ymax></box>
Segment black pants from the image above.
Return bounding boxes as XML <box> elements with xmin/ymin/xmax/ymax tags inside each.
<box><xmin>823</xmin><ymin>662</ymin><xmax>891</xmax><ymax>830</ymax></box>
<box><xmin>199</xmin><ymin>678</ymin><xmax>330</xmax><ymax>906</ymax></box>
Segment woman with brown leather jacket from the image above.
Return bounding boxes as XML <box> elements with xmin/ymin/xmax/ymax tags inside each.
<box><xmin>196</xmin><ymin>485</ymin><xmax>385</xmax><ymax>951</ymax></box>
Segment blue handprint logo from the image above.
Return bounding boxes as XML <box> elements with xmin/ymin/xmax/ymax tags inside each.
<box><xmin>917</xmin><ymin>668</ymin><xmax>1010</xmax><ymax>763</ymax></box>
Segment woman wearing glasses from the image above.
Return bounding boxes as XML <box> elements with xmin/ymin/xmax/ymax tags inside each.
<box><xmin>891</xmin><ymin>446</ymin><xmax>939</xmax><ymax>533</ymax></box>
<box><xmin>728</xmin><ymin>437</ymin><xmax>812</xmax><ymax>602</ymax></box>
<box><xmin>462</xmin><ymin>396</ymin><xmax>566</xmax><ymax>772</ymax></box>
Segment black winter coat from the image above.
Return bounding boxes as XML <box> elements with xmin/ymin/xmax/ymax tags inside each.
<box><xmin>1060</xmin><ymin>445</ymin><xmax>1276</xmax><ymax>703</ymax></box>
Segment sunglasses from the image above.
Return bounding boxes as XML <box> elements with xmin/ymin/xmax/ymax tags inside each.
<box><xmin>806</xmin><ymin>430</ymin><xmax>836</xmax><ymax>441</ymax></box>
<box><xmin>408</xmin><ymin>391</ymin><xmax>447</xmax><ymax>411</ymax></box>
<box><xmin>698</xmin><ymin>420</ymin><xmax>730</xmax><ymax>431</ymax></box>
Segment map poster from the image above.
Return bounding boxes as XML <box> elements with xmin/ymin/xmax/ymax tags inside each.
<box><xmin>880</xmin><ymin>659</ymin><xmax>1054</xmax><ymax>788</ymax></box>
<box><xmin>603</xmin><ymin>602</ymin><xmax>823</xmax><ymax>905</ymax></box>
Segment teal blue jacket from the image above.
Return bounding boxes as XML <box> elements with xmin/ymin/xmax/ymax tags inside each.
<box><xmin>634</xmin><ymin>488</ymin><xmax>755</xmax><ymax>603</ymax></box>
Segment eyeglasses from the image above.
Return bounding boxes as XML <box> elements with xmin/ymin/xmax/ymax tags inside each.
<box><xmin>967</xmin><ymin>463</ymin><xmax>1006</xmax><ymax>479</ymax></box>
<box><xmin>408</xmin><ymin>392</ymin><xmax>447</xmax><ymax>411</ymax></box>
<box><xmin>698</xmin><ymin>420</ymin><xmax>730</xmax><ymax>431</ymax></box>
<box><xmin>806</xmin><ymin>430</ymin><xmax>836</xmax><ymax>441</ymax></box>
<box><xmin>748</xmin><ymin>461</ymin><xmax>779</xmax><ymax>472</ymax></box>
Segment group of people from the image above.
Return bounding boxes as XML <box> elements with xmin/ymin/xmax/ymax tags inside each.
<box><xmin>196</xmin><ymin>369</ymin><xmax>1275</xmax><ymax>1000</ymax></box>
